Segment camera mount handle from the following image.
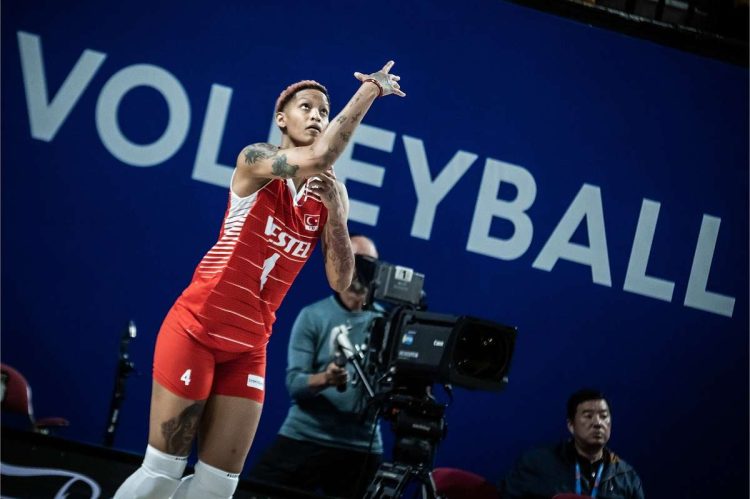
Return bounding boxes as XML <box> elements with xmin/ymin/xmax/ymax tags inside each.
<box><xmin>335</xmin><ymin>325</ymin><xmax>376</xmax><ymax>399</ymax></box>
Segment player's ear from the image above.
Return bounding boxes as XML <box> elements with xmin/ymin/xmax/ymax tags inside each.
<box><xmin>275</xmin><ymin>111</ymin><xmax>287</xmax><ymax>129</ymax></box>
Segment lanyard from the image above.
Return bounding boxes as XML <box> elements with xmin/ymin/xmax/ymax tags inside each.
<box><xmin>575</xmin><ymin>461</ymin><xmax>604</xmax><ymax>497</ymax></box>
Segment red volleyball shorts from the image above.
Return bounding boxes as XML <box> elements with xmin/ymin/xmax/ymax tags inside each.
<box><xmin>153</xmin><ymin>312</ymin><xmax>267</xmax><ymax>404</ymax></box>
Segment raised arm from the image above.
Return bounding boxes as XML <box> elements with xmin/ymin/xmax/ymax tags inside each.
<box><xmin>233</xmin><ymin>61</ymin><xmax>405</xmax><ymax>196</ymax></box>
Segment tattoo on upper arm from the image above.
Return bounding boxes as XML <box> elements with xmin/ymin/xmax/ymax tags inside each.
<box><xmin>244</xmin><ymin>143</ymin><xmax>277</xmax><ymax>165</ymax></box>
<box><xmin>336</xmin><ymin>115</ymin><xmax>348</xmax><ymax>125</ymax></box>
<box><xmin>352</xmin><ymin>112</ymin><xmax>362</xmax><ymax>122</ymax></box>
<box><xmin>272</xmin><ymin>154</ymin><xmax>299</xmax><ymax>178</ymax></box>
<box><xmin>339</xmin><ymin>131</ymin><xmax>351</xmax><ymax>142</ymax></box>
<box><xmin>160</xmin><ymin>402</ymin><xmax>205</xmax><ymax>455</ymax></box>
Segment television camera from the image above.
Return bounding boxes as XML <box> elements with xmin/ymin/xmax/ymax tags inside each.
<box><xmin>334</xmin><ymin>255</ymin><xmax>518</xmax><ymax>499</ymax></box>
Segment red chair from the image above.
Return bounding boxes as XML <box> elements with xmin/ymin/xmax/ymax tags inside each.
<box><xmin>432</xmin><ymin>467</ymin><xmax>500</xmax><ymax>499</ymax></box>
<box><xmin>0</xmin><ymin>363</ymin><xmax>69</xmax><ymax>433</ymax></box>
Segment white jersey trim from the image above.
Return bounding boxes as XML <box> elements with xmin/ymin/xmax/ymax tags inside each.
<box><xmin>197</xmin><ymin>178</ymin><xmax>270</xmax><ymax>278</ymax></box>
<box><xmin>207</xmin><ymin>332</ymin><xmax>255</xmax><ymax>348</ymax></box>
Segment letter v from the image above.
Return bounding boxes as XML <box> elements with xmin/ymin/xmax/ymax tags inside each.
<box><xmin>18</xmin><ymin>31</ymin><xmax>106</xmax><ymax>141</ymax></box>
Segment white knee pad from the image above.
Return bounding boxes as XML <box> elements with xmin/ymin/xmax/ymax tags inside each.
<box><xmin>113</xmin><ymin>445</ymin><xmax>188</xmax><ymax>499</ymax></box>
<box><xmin>171</xmin><ymin>460</ymin><xmax>239</xmax><ymax>499</ymax></box>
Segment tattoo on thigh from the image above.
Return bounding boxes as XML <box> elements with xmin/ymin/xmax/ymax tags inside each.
<box><xmin>161</xmin><ymin>402</ymin><xmax>205</xmax><ymax>455</ymax></box>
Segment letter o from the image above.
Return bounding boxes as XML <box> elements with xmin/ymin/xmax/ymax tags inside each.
<box><xmin>95</xmin><ymin>64</ymin><xmax>190</xmax><ymax>167</ymax></box>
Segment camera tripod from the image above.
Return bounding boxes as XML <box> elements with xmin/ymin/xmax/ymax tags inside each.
<box><xmin>365</xmin><ymin>461</ymin><xmax>441</xmax><ymax>499</ymax></box>
<box><xmin>334</xmin><ymin>328</ymin><xmax>448</xmax><ymax>498</ymax></box>
<box><xmin>363</xmin><ymin>393</ymin><xmax>447</xmax><ymax>499</ymax></box>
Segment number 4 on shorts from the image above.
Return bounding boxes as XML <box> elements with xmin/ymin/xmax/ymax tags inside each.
<box><xmin>180</xmin><ymin>369</ymin><xmax>192</xmax><ymax>386</ymax></box>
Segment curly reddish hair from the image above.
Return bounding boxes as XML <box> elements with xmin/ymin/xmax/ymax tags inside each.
<box><xmin>275</xmin><ymin>80</ymin><xmax>330</xmax><ymax>113</ymax></box>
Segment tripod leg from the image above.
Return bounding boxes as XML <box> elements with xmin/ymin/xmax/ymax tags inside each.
<box><xmin>364</xmin><ymin>480</ymin><xmax>383</xmax><ymax>499</ymax></box>
<box><xmin>419</xmin><ymin>470</ymin><xmax>441</xmax><ymax>499</ymax></box>
<box><xmin>365</xmin><ymin>463</ymin><xmax>413</xmax><ymax>499</ymax></box>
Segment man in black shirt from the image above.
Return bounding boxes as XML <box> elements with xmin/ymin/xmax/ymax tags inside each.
<box><xmin>500</xmin><ymin>388</ymin><xmax>644</xmax><ymax>499</ymax></box>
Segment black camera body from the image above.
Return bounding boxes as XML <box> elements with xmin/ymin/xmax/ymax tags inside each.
<box><xmin>357</xmin><ymin>257</ymin><xmax>518</xmax><ymax>393</ymax></box>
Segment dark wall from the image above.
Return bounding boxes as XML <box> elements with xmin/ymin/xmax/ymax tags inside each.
<box><xmin>2</xmin><ymin>1</ymin><xmax>747</xmax><ymax>497</ymax></box>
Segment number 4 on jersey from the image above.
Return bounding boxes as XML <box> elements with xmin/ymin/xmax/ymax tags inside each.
<box><xmin>180</xmin><ymin>369</ymin><xmax>192</xmax><ymax>386</ymax></box>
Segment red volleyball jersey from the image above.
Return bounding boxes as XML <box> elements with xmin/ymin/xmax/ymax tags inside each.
<box><xmin>173</xmin><ymin>177</ymin><xmax>327</xmax><ymax>352</ymax></box>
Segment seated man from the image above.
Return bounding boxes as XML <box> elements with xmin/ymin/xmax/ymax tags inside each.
<box><xmin>500</xmin><ymin>388</ymin><xmax>644</xmax><ymax>499</ymax></box>
<box><xmin>249</xmin><ymin>235</ymin><xmax>383</xmax><ymax>499</ymax></box>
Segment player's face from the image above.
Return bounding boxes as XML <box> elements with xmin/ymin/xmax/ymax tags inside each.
<box><xmin>278</xmin><ymin>89</ymin><xmax>330</xmax><ymax>146</ymax></box>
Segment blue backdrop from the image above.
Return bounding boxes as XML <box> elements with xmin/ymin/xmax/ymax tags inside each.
<box><xmin>2</xmin><ymin>1</ymin><xmax>748</xmax><ymax>497</ymax></box>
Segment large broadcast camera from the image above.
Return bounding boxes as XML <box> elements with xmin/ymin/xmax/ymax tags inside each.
<box><xmin>337</xmin><ymin>255</ymin><xmax>518</xmax><ymax>499</ymax></box>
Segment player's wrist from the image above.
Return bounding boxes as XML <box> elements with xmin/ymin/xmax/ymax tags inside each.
<box><xmin>362</xmin><ymin>78</ymin><xmax>383</xmax><ymax>97</ymax></box>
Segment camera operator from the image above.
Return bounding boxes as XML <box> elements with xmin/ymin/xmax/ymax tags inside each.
<box><xmin>249</xmin><ymin>235</ymin><xmax>383</xmax><ymax>498</ymax></box>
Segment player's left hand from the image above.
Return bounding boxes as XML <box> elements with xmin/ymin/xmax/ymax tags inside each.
<box><xmin>354</xmin><ymin>60</ymin><xmax>406</xmax><ymax>97</ymax></box>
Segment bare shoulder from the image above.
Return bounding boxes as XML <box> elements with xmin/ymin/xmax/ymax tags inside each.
<box><xmin>233</xmin><ymin>143</ymin><xmax>281</xmax><ymax>196</ymax></box>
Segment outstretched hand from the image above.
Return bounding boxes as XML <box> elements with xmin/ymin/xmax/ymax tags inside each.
<box><xmin>354</xmin><ymin>60</ymin><xmax>406</xmax><ymax>97</ymax></box>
